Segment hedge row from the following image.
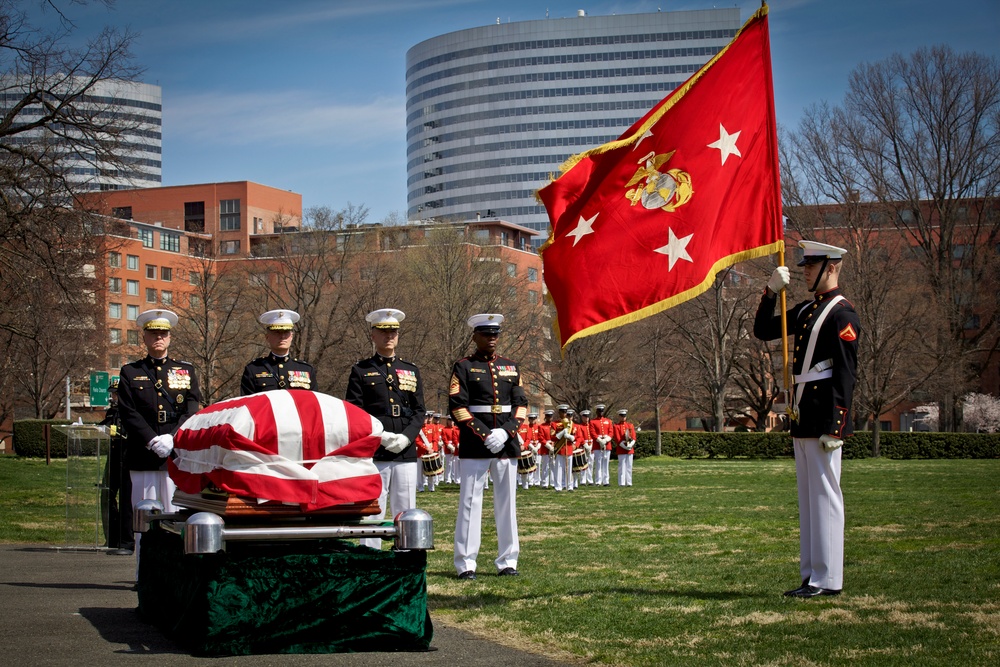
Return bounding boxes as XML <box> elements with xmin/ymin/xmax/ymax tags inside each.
<box><xmin>12</xmin><ymin>420</ymin><xmax>109</xmax><ymax>458</ymax></box>
<box><xmin>634</xmin><ymin>430</ymin><xmax>1000</xmax><ymax>459</ymax></box>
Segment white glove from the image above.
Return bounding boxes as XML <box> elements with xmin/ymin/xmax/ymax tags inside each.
<box><xmin>148</xmin><ymin>434</ymin><xmax>174</xmax><ymax>458</ymax></box>
<box><xmin>530</xmin><ymin>444</ymin><xmax>540</xmax><ymax>454</ymax></box>
<box><xmin>767</xmin><ymin>266</ymin><xmax>790</xmax><ymax>294</ymax></box>
<box><xmin>545</xmin><ymin>443</ymin><xmax>554</xmax><ymax>453</ymax></box>
<box><xmin>566</xmin><ymin>433</ymin><xmax>576</xmax><ymax>443</ymax></box>
<box><xmin>555</xmin><ymin>428</ymin><xmax>568</xmax><ymax>439</ymax></box>
<box><xmin>382</xmin><ymin>433</ymin><xmax>410</xmax><ymax>454</ymax></box>
<box><xmin>380</xmin><ymin>431</ymin><xmax>397</xmax><ymax>448</ymax></box>
<box><xmin>819</xmin><ymin>434</ymin><xmax>844</xmax><ymax>452</ymax></box>
<box><xmin>584</xmin><ymin>443</ymin><xmax>592</xmax><ymax>453</ymax></box>
<box><xmin>598</xmin><ymin>435</ymin><xmax>611</xmax><ymax>445</ymax></box>
<box><xmin>484</xmin><ymin>428</ymin><xmax>508</xmax><ymax>453</ymax></box>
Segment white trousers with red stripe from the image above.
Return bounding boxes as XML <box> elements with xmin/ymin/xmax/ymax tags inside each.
<box><xmin>793</xmin><ymin>437</ymin><xmax>844</xmax><ymax>590</ymax></box>
<box><xmin>454</xmin><ymin>457</ymin><xmax>519</xmax><ymax>574</ymax></box>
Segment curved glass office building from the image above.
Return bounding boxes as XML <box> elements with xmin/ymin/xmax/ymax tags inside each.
<box><xmin>405</xmin><ymin>8</ymin><xmax>741</xmax><ymax>237</ymax></box>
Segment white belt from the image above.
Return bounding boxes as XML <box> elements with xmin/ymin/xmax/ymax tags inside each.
<box><xmin>468</xmin><ymin>405</ymin><xmax>511</xmax><ymax>414</ymax></box>
<box><xmin>794</xmin><ymin>359</ymin><xmax>833</xmax><ymax>385</ymax></box>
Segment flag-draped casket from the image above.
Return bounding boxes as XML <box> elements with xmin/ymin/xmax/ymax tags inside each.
<box><xmin>169</xmin><ymin>390</ymin><xmax>383</xmax><ymax>512</ymax></box>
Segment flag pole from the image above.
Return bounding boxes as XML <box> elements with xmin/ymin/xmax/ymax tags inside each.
<box><xmin>777</xmin><ymin>247</ymin><xmax>791</xmax><ymax>409</ymax></box>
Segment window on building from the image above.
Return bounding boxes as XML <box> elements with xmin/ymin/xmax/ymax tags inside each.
<box><xmin>190</xmin><ymin>271</ymin><xmax>201</xmax><ymax>286</ymax></box>
<box><xmin>126</xmin><ymin>305</ymin><xmax>139</xmax><ymax>320</ymax></box>
<box><xmin>161</xmin><ymin>267</ymin><xmax>172</xmax><ymax>282</ymax></box>
<box><xmin>109</xmin><ymin>303</ymin><xmax>122</xmax><ymax>319</ymax></box>
<box><xmin>220</xmin><ymin>199</ymin><xmax>241</xmax><ymax>231</ymax></box>
<box><xmin>126</xmin><ymin>279</ymin><xmax>139</xmax><ymax>296</ymax></box>
<box><xmin>160</xmin><ymin>232</ymin><xmax>180</xmax><ymax>252</ymax></box>
<box><xmin>109</xmin><ymin>277</ymin><xmax>122</xmax><ymax>293</ymax></box>
<box><xmin>127</xmin><ymin>255</ymin><xmax>139</xmax><ymax>270</ymax></box>
<box><xmin>139</xmin><ymin>228</ymin><xmax>154</xmax><ymax>248</ymax></box>
<box><xmin>161</xmin><ymin>290</ymin><xmax>172</xmax><ymax>305</ymax></box>
<box><xmin>146</xmin><ymin>264</ymin><xmax>157</xmax><ymax>280</ymax></box>
<box><xmin>360</xmin><ymin>266</ymin><xmax>377</xmax><ymax>281</ymax></box>
<box><xmin>127</xmin><ymin>330</ymin><xmax>139</xmax><ymax>345</ymax></box>
<box><xmin>474</xmin><ymin>229</ymin><xmax>489</xmax><ymax>244</ymax></box>
<box><xmin>108</xmin><ymin>252</ymin><xmax>121</xmax><ymax>268</ymax></box>
<box><xmin>528</xmin><ymin>290</ymin><xmax>538</xmax><ymax>304</ymax></box>
<box><xmin>109</xmin><ymin>354</ymin><xmax>121</xmax><ymax>370</ymax></box>
<box><xmin>220</xmin><ymin>240</ymin><xmax>241</xmax><ymax>255</ymax></box>
<box><xmin>109</xmin><ymin>328</ymin><xmax>122</xmax><ymax>344</ymax></box>
<box><xmin>686</xmin><ymin>417</ymin><xmax>708</xmax><ymax>430</ymax></box>
<box><xmin>112</xmin><ymin>206</ymin><xmax>132</xmax><ymax>220</ymax></box>
<box><xmin>190</xmin><ymin>295</ymin><xmax>201</xmax><ymax>309</ymax></box>
<box><xmin>528</xmin><ymin>267</ymin><xmax>538</xmax><ymax>282</ymax></box>
<box><xmin>507</xmin><ymin>263</ymin><xmax>517</xmax><ymax>277</ymax></box>
<box><xmin>146</xmin><ymin>287</ymin><xmax>157</xmax><ymax>303</ymax></box>
<box><xmin>253</xmin><ymin>216</ymin><xmax>264</xmax><ymax>234</ymax></box>
<box><xmin>184</xmin><ymin>201</ymin><xmax>205</xmax><ymax>233</ymax></box>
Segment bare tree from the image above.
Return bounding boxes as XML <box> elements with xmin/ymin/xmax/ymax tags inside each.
<box><xmin>664</xmin><ymin>270</ymin><xmax>760</xmax><ymax>432</ymax></box>
<box><xmin>171</xmin><ymin>257</ymin><xmax>257</xmax><ymax>404</ymax></box>
<box><xmin>789</xmin><ymin>46</ymin><xmax>1000</xmax><ymax>432</ymax></box>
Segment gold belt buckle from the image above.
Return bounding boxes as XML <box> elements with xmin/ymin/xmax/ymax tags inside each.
<box><xmin>491</xmin><ymin>405</ymin><xmax>502</xmax><ymax>414</ymax></box>
<box><xmin>157</xmin><ymin>410</ymin><xmax>167</xmax><ymax>423</ymax></box>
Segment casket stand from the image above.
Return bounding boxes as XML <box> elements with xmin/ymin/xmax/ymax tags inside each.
<box><xmin>134</xmin><ymin>493</ymin><xmax>434</xmax><ymax>656</ymax></box>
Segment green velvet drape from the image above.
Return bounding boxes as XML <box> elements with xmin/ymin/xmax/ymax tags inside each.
<box><xmin>137</xmin><ymin>529</ymin><xmax>433</xmax><ymax>655</ymax></box>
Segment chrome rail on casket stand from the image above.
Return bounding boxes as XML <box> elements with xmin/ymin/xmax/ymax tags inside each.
<box><xmin>133</xmin><ymin>499</ymin><xmax>434</xmax><ymax>555</ymax></box>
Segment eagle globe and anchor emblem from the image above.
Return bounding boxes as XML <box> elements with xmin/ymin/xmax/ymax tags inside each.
<box><xmin>625</xmin><ymin>150</ymin><xmax>693</xmax><ymax>212</ymax></box>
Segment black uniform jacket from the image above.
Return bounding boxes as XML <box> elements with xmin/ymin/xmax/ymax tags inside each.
<box><xmin>117</xmin><ymin>355</ymin><xmax>202</xmax><ymax>471</ymax></box>
<box><xmin>240</xmin><ymin>354</ymin><xmax>316</xmax><ymax>395</ymax></box>
<box><xmin>449</xmin><ymin>351</ymin><xmax>529</xmax><ymax>459</ymax></box>
<box><xmin>344</xmin><ymin>354</ymin><xmax>425</xmax><ymax>462</ymax></box>
<box><xmin>754</xmin><ymin>287</ymin><xmax>861</xmax><ymax>439</ymax></box>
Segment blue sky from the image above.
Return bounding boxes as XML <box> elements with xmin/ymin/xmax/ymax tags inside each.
<box><xmin>32</xmin><ymin>0</ymin><xmax>1000</xmax><ymax>224</ymax></box>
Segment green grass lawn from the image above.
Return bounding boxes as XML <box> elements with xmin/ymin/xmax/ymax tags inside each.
<box><xmin>2</xmin><ymin>455</ymin><xmax>998</xmax><ymax>665</ymax></box>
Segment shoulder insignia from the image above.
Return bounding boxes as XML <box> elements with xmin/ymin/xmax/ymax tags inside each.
<box><xmin>839</xmin><ymin>323</ymin><xmax>858</xmax><ymax>341</ymax></box>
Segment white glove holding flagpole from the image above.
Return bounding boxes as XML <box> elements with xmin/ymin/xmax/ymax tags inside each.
<box><xmin>767</xmin><ymin>266</ymin><xmax>790</xmax><ymax>294</ymax></box>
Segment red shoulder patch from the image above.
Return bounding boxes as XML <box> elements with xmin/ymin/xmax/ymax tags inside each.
<box><xmin>839</xmin><ymin>323</ymin><xmax>858</xmax><ymax>341</ymax></box>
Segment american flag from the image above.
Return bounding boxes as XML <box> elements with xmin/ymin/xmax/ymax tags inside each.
<box><xmin>169</xmin><ymin>390</ymin><xmax>383</xmax><ymax>511</ymax></box>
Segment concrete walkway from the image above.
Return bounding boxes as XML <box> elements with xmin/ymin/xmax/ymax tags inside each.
<box><xmin>0</xmin><ymin>544</ymin><xmax>567</xmax><ymax>666</ymax></box>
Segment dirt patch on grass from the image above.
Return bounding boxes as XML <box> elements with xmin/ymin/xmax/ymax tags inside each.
<box><xmin>963</xmin><ymin>610</ymin><xmax>1000</xmax><ymax>636</ymax></box>
<box><xmin>717</xmin><ymin>608</ymin><xmax>858</xmax><ymax>627</ymax></box>
<box><xmin>886</xmin><ymin>610</ymin><xmax>946</xmax><ymax>629</ymax></box>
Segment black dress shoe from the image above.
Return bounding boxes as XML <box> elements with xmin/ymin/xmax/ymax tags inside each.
<box><xmin>785</xmin><ymin>585</ymin><xmax>841</xmax><ymax>598</ymax></box>
<box><xmin>497</xmin><ymin>567</ymin><xmax>520</xmax><ymax>577</ymax></box>
<box><xmin>457</xmin><ymin>570</ymin><xmax>477</xmax><ymax>580</ymax></box>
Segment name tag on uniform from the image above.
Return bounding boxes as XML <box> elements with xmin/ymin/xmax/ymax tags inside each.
<box><xmin>254</xmin><ymin>372</ymin><xmax>272</xmax><ymax>379</ymax></box>
<box><xmin>167</xmin><ymin>368</ymin><xmax>191</xmax><ymax>389</ymax></box>
<box><xmin>288</xmin><ymin>370</ymin><xmax>311</xmax><ymax>388</ymax></box>
<box><xmin>365</xmin><ymin>371</ymin><xmax>381</xmax><ymax>378</ymax></box>
<box><xmin>134</xmin><ymin>375</ymin><xmax>150</xmax><ymax>381</ymax></box>
<box><xmin>396</xmin><ymin>369</ymin><xmax>417</xmax><ymax>392</ymax></box>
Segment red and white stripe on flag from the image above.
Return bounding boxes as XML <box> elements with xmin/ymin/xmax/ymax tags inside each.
<box><xmin>169</xmin><ymin>390</ymin><xmax>383</xmax><ymax>511</ymax></box>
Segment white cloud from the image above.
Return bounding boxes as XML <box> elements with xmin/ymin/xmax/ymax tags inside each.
<box><xmin>164</xmin><ymin>91</ymin><xmax>405</xmax><ymax>148</ymax></box>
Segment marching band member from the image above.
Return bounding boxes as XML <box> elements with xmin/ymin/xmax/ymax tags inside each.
<box><xmin>590</xmin><ymin>404</ymin><xmax>615</xmax><ymax>486</ymax></box>
<box><xmin>614</xmin><ymin>409</ymin><xmax>636</xmax><ymax>487</ymax></box>
<box><xmin>443</xmin><ymin>416</ymin><xmax>459</xmax><ymax>484</ymax></box>
<box><xmin>417</xmin><ymin>414</ymin><xmax>440</xmax><ymax>492</ymax></box>
<box><xmin>537</xmin><ymin>409</ymin><xmax>555</xmax><ymax>488</ymax></box>
<box><xmin>577</xmin><ymin>409</ymin><xmax>594</xmax><ymax>486</ymax></box>
<box><xmin>553</xmin><ymin>405</ymin><xmax>576</xmax><ymax>491</ymax></box>
<box><xmin>516</xmin><ymin>414</ymin><xmax>537</xmax><ymax>490</ymax></box>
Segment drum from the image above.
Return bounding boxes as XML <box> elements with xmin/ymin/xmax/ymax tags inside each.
<box><xmin>571</xmin><ymin>448</ymin><xmax>589</xmax><ymax>473</ymax></box>
<box><xmin>420</xmin><ymin>452</ymin><xmax>444</xmax><ymax>477</ymax></box>
<box><xmin>516</xmin><ymin>450</ymin><xmax>537</xmax><ymax>475</ymax></box>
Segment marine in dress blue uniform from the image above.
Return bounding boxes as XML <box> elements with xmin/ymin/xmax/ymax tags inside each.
<box><xmin>344</xmin><ymin>308</ymin><xmax>426</xmax><ymax>549</ymax></box>
<box><xmin>116</xmin><ymin>309</ymin><xmax>202</xmax><ymax>576</ymax></box>
<box><xmin>450</xmin><ymin>313</ymin><xmax>528</xmax><ymax>579</ymax></box>
<box><xmin>240</xmin><ymin>309</ymin><xmax>316</xmax><ymax>395</ymax></box>
<box><xmin>753</xmin><ymin>240</ymin><xmax>861</xmax><ymax>598</ymax></box>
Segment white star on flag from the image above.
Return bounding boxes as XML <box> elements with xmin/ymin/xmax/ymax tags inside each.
<box><xmin>654</xmin><ymin>228</ymin><xmax>694</xmax><ymax>270</ymax></box>
<box><xmin>707</xmin><ymin>124</ymin><xmax>742</xmax><ymax>165</ymax></box>
<box><xmin>567</xmin><ymin>213</ymin><xmax>598</xmax><ymax>246</ymax></box>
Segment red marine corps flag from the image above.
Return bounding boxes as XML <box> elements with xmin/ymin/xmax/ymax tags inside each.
<box><xmin>538</xmin><ymin>5</ymin><xmax>782</xmax><ymax>348</ymax></box>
